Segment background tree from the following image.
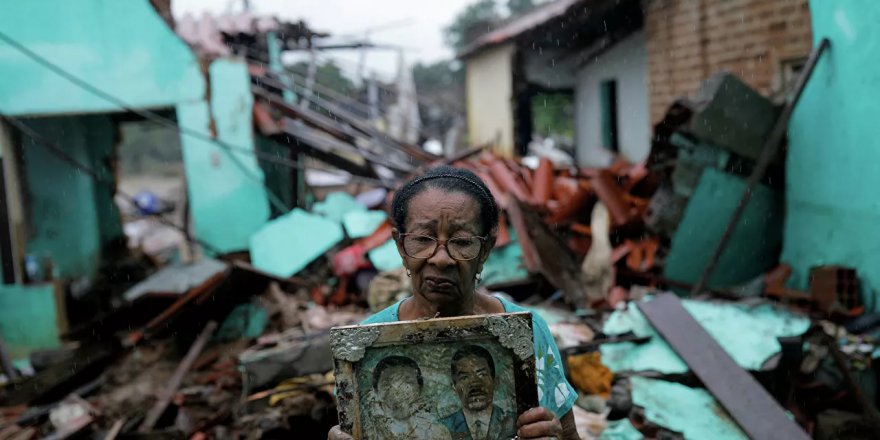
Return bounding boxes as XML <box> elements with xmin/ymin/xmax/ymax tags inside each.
<box><xmin>285</xmin><ymin>60</ymin><xmax>357</xmax><ymax>96</ymax></box>
<box><xmin>507</xmin><ymin>0</ymin><xmax>537</xmax><ymax>16</ymax></box>
<box><xmin>443</xmin><ymin>0</ymin><xmax>502</xmax><ymax>51</ymax></box>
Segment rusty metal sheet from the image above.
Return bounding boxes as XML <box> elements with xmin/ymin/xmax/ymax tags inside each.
<box><xmin>489</xmin><ymin>160</ymin><xmax>532</xmax><ymax>204</ymax></box>
<box><xmin>532</xmin><ymin>157</ymin><xmax>554</xmax><ymax>206</ymax></box>
<box><xmin>510</xmin><ymin>199</ymin><xmax>587</xmax><ymax>306</ymax></box>
<box><xmin>547</xmin><ymin>180</ymin><xmax>593</xmax><ymax>224</ymax></box>
<box><xmin>591</xmin><ymin>170</ymin><xmax>632</xmax><ymax>226</ymax></box>
<box><xmin>504</xmin><ymin>197</ymin><xmax>540</xmax><ymax>273</ymax></box>
<box><xmin>252</xmin><ymin>101</ymin><xmax>282</xmax><ymax>136</ymax></box>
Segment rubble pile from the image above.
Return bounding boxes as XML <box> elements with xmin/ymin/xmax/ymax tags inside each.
<box><xmin>2</xmin><ymin>67</ymin><xmax>879</xmax><ymax>439</ymax></box>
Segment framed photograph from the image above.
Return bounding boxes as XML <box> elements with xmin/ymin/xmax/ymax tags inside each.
<box><xmin>331</xmin><ymin>312</ymin><xmax>537</xmax><ymax>440</ymax></box>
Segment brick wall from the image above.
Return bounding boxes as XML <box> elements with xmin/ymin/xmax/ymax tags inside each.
<box><xmin>644</xmin><ymin>0</ymin><xmax>812</xmax><ymax>123</ymax></box>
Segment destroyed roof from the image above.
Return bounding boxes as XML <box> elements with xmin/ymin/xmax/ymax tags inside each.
<box><xmin>457</xmin><ymin>0</ymin><xmax>644</xmax><ymax>59</ymax></box>
<box><xmin>174</xmin><ymin>11</ymin><xmax>329</xmax><ymax>57</ymax></box>
<box><xmin>458</xmin><ymin>0</ymin><xmax>585</xmax><ymax>58</ymax></box>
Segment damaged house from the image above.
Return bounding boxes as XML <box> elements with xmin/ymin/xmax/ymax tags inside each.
<box><xmin>460</xmin><ymin>0</ymin><xmax>812</xmax><ymax>166</ymax></box>
<box><xmin>0</xmin><ymin>0</ymin><xmax>879</xmax><ymax>438</ymax></box>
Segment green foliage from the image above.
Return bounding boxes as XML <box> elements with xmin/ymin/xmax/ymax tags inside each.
<box><xmin>285</xmin><ymin>60</ymin><xmax>357</xmax><ymax>96</ymax></box>
<box><xmin>444</xmin><ymin>0</ymin><xmax>502</xmax><ymax>50</ymax></box>
<box><xmin>531</xmin><ymin>93</ymin><xmax>574</xmax><ymax>140</ymax></box>
<box><xmin>412</xmin><ymin>60</ymin><xmax>464</xmax><ymax>95</ymax></box>
<box><xmin>507</xmin><ymin>0</ymin><xmax>537</xmax><ymax>16</ymax></box>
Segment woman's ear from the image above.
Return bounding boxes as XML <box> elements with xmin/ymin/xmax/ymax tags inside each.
<box><xmin>478</xmin><ymin>228</ymin><xmax>498</xmax><ymax>267</ymax></box>
<box><xmin>392</xmin><ymin>228</ymin><xmax>406</xmax><ymax>256</ymax></box>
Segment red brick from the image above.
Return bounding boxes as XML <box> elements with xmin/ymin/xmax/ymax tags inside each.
<box><xmin>646</xmin><ymin>0</ymin><xmax>811</xmax><ymax>122</ymax></box>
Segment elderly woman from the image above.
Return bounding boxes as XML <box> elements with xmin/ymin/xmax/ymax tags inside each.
<box><xmin>329</xmin><ymin>166</ymin><xmax>580</xmax><ymax>440</ymax></box>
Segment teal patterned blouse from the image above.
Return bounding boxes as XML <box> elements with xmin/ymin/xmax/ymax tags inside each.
<box><xmin>361</xmin><ymin>296</ymin><xmax>578</xmax><ymax>419</ymax></box>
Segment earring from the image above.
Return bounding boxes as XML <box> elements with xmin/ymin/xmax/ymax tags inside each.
<box><xmin>406</xmin><ymin>268</ymin><xmax>411</xmax><ymax>277</ymax></box>
<box><xmin>475</xmin><ymin>273</ymin><xmax>482</xmax><ymax>284</ymax></box>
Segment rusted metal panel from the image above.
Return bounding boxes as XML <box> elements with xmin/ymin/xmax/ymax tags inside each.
<box><xmin>252</xmin><ymin>101</ymin><xmax>282</xmax><ymax>136</ymax></box>
<box><xmin>504</xmin><ymin>197</ymin><xmax>540</xmax><ymax>273</ymax></box>
<box><xmin>532</xmin><ymin>157</ymin><xmax>554</xmax><ymax>205</ymax></box>
<box><xmin>591</xmin><ymin>170</ymin><xmax>632</xmax><ymax>226</ymax></box>
<box><xmin>489</xmin><ymin>160</ymin><xmax>532</xmax><ymax>204</ymax></box>
<box><xmin>547</xmin><ymin>180</ymin><xmax>593</xmax><ymax>224</ymax></box>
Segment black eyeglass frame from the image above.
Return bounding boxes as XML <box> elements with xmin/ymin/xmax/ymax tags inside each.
<box><xmin>397</xmin><ymin>233</ymin><xmax>489</xmax><ymax>261</ymax></box>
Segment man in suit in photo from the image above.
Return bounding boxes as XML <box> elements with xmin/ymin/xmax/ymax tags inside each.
<box><xmin>439</xmin><ymin>345</ymin><xmax>515</xmax><ymax>440</ymax></box>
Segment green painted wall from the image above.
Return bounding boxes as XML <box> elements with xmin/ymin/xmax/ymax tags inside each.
<box><xmin>783</xmin><ymin>0</ymin><xmax>880</xmax><ymax>310</ymax></box>
<box><xmin>20</xmin><ymin>115</ymin><xmax>122</xmax><ymax>280</ymax></box>
<box><xmin>664</xmin><ymin>169</ymin><xmax>784</xmax><ymax>290</ymax></box>
<box><xmin>0</xmin><ymin>284</ymin><xmax>61</xmax><ymax>360</ymax></box>
<box><xmin>0</xmin><ymin>0</ymin><xmax>203</xmax><ymax>116</ymax></box>
<box><xmin>178</xmin><ymin>59</ymin><xmax>270</xmax><ymax>253</ymax></box>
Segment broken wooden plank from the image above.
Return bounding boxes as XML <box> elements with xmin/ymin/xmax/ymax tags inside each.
<box><xmin>104</xmin><ymin>418</ymin><xmax>125</xmax><ymax>440</ymax></box>
<box><xmin>637</xmin><ymin>293</ymin><xmax>809</xmax><ymax>440</ymax></box>
<box><xmin>138</xmin><ymin>321</ymin><xmax>218</xmax><ymax>433</ymax></box>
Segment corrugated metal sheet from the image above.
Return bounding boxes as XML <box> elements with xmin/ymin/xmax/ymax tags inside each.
<box><xmin>459</xmin><ymin>0</ymin><xmax>583</xmax><ymax>58</ymax></box>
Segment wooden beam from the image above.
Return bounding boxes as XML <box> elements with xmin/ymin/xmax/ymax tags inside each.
<box><xmin>638</xmin><ymin>293</ymin><xmax>810</xmax><ymax>440</ymax></box>
<box><xmin>138</xmin><ymin>321</ymin><xmax>218</xmax><ymax>433</ymax></box>
<box><xmin>0</xmin><ymin>121</ymin><xmax>24</xmax><ymax>283</ymax></box>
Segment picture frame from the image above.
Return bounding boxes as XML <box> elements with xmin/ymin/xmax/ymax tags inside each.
<box><xmin>331</xmin><ymin>312</ymin><xmax>538</xmax><ymax>440</ymax></box>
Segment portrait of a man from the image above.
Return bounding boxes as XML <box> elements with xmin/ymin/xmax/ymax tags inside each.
<box><xmin>440</xmin><ymin>345</ymin><xmax>516</xmax><ymax>440</ymax></box>
<box><xmin>369</xmin><ymin>355</ymin><xmax>451</xmax><ymax>440</ymax></box>
<box><xmin>333</xmin><ymin>313</ymin><xmax>537</xmax><ymax>440</ymax></box>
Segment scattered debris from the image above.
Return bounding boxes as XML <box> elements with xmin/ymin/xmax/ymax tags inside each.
<box><xmin>638</xmin><ymin>294</ymin><xmax>810</xmax><ymax>439</ymax></box>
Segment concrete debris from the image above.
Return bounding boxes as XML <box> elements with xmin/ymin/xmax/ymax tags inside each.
<box><xmin>2</xmin><ymin>39</ymin><xmax>875</xmax><ymax>440</ymax></box>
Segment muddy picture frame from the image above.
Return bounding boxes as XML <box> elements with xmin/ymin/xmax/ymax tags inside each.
<box><xmin>330</xmin><ymin>312</ymin><xmax>538</xmax><ymax>440</ymax></box>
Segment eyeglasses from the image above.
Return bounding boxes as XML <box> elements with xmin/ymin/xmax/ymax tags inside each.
<box><xmin>399</xmin><ymin>233</ymin><xmax>488</xmax><ymax>261</ymax></box>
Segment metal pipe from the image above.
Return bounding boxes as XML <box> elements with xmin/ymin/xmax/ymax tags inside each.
<box><xmin>691</xmin><ymin>38</ymin><xmax>831</xmax><ymax>296</ymax></box>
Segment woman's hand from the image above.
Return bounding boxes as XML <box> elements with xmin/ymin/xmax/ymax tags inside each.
<box><xmin>516</xmin><ymin>407</ymin><xmax>562</xmax><ymax>439</ymax></box>
<box><xmin>327</xmin><ymin>425</ymin><xmax>352</xmax><ymax>440</ymax></box>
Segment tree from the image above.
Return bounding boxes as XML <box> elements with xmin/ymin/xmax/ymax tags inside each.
<box><xmin>443</xmin><ymin>0</ymin><xmax>502</xmax><ymax>51</ymax></box>
<box><xmin>507</xmin><ymin>0</ymin><xmax>537</xmax><ymax>16</ymax></box>
<box><xmin>413</xmin><ymin>61</ymin><xmax>464</xmax><ymax>96</ymax></box>
<box><xmin>285</xmin><ymin>60</ymin><xmax>357</xmax><ymax>96</ymax></box>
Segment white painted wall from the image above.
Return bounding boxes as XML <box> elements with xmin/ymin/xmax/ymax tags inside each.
<box><xmin>465</xmin><ymin>43</ymin><xmax>516</xmax><ymax>156</ymax></box>
<box><xmin>574</xmin><ymin>31</ymin><xmax>649</xmax><ymax>166</ymax></box>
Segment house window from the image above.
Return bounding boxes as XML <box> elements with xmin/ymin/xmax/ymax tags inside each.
<box><xmin>599</xmin><ymin>79</ymin><xmax>619</xmax><ymax>152</ymax></box>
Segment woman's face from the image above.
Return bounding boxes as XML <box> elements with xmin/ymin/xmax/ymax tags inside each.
<box><xmin>376</xmin><ymin>365</ymin><xmax>421</xmax><ymax>420</ymax></box>
<box><xmin>395</xmin><ymin>187</ymin><xmax>490</xmax><ymax>311</ymax></box>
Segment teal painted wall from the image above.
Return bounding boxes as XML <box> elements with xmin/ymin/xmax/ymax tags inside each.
<box><xmin>20</xmin><ymin>115</ymin><xmax>122</xmax><ymax>280</ymax></box>
<box><xmin>0</xmin><ymin>0</ymin><xmax>203</xmax><ymax>116</ymax></box>
<box><xmin>178</xmin><ymin>59</ymin><xmax>270</xmax><ymax>253</ymax></box>
<box><xmin>664</xmin><ymin>169</ymin><xmax>784</xmax><ymax>290</ymax></box>
<box><xmin>0</xmin><ymin>284</ymin><xmax>61</xmax><ymax>360</ymax></box>
<box><xmin>783</xmin><ymin>0</ymin><xmax>880</xmax><ymax>310</ymax></box>
<box><xmin>255</xmin><ymin>135</ymin><xmax>294</xmax><ymax>217</ymax></box>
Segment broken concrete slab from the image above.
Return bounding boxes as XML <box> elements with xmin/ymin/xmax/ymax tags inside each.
<box><xmin>312</xmin><ymin>192</ymin><xmax>364</xmax><ymax>223</ymax></box>
<box><xmin>600</xmin><ymin>297</ymin><xmax>809</xmax><ymax>374</ymax></box>
<box><xmin>599</xmin><ymin>419</ymin><xmax>643</xmax><ymax>439</ymax></box>
<box><xmin>663</xmin><ymin>168</ymin><xmax>784</xmax><ymax>290</ymax></box>
<box><xmin>342</xmin><ymin>210</ymin><xmax>387</xmax><ymax>239</ymax></box>
<box><xmin>481</xmin><ymin>230</ymin><xmax>529</xmax><ymax>287</ymax></box>
<box><xmin>637</xmin><ymin>294</ymin><xmax>809</xmax><ymax>439</ymax></box>
<box><xmin>249</xmin><ymin>209</ymin><xmax>344</xmax><ymax>278</ymax></box>
<box><xmin>685</xmin><ymin>72</ymin><xmax>780</xmax><ymax>161</ymax></box>
<box><xmin>631</xmin><ymin>376</ymin><xmax>746</xmax><ymax>440</ymax></box>
<box><xmin>366</xmin><ymin>240</ymin><xmax>403</xmax><ymax>273</ymax></box>
<box><xmin>238</xmin><ymin>331</ymin><xmax>334</xmax><ymax>390</ymax></box>
<box><xmin>123</xmin><ymin>259</ymin><xmax>229</xmax><ymax>302</ymax></box>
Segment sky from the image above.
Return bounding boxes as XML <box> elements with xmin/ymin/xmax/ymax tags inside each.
<box><xmin>172</xmin><ymin>0</ymin><xmax>475</xmax><ymax>81</ymax></box>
